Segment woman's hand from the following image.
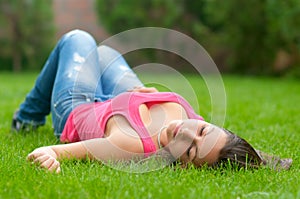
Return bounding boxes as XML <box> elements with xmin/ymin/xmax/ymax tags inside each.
<box><xmin>128</xmin><ymin>86</ymin><xmax>158</xmax><ymax>93</ymax></box>
<box><xmin>27</xmin><ymin>147</ymin><xmax>61</xmax><ymax>173</ymax></box>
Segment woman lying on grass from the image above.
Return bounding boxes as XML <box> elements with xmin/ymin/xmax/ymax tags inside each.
<box><xmin>12</xmin><ymin>30</ymin><xmax>292</xmax><ymax>173</ymax></box>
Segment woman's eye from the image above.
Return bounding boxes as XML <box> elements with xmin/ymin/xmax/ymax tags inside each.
<box><xmin>187</xmin><ymin>145</ymin><xmax>196</xmax><ymax>160</ymax></box>
<box><xmin>188</xmin><ymin>146</ymin><xmax>197</xmax><ymax>161</ymax></box>
<box><xmin>187</xmin><ymin>145</ymin><xmax>194</xmax><ymax>157</ymax></box>
<box><xmin>199</xmin><ymin>126</ymin><xmax>205</xmax><ymax>136</ymax></box>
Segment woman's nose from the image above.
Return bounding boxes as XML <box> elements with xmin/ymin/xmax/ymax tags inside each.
<box><xmin>179</xmin><ymin>127</ymin><xmax>197</xmax><ymax>141</ymax></box>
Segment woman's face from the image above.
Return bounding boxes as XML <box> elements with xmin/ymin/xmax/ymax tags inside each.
<box><xmin>165</xmin><ymin>119</ymin><xmax>228</xmax><ymax>167</ymax></box>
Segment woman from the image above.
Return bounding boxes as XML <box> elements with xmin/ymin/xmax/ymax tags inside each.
<box><xmin>12</xmin><ymin>30</ymin><xmax>291</xmax><ymax>173</ymax></box>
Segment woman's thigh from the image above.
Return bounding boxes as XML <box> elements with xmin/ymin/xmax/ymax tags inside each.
<box><xmin>98</xmin><ymin>45</ymin><xmax>143</xmax><ymax>97</ymax></box>
<box><xmin>51</xmin><ymin>30</ymin><xmax>103</xmax><ymax>135</ymax></box>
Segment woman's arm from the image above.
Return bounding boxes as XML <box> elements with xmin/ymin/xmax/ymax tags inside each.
<box><xmin>27</xmin><ymin>134</ymin><xmax>144</xmax><ymax>173</ymax></box>
<box><xmin>27</xmin><ymin>141</ymin><xmax>91</xmax><ymax>173</ymax></box>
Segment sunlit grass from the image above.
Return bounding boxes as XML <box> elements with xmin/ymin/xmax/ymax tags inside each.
<box><xmin>0</xmin><ymin>72</ymin><xmax>299</xmax><ymax>199</ymax></box>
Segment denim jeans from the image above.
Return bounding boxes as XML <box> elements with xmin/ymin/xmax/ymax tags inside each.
<box><xmin>17</xmin><ymin>29</ymin><xmax>143</xmax><ymax>137</ymax></box>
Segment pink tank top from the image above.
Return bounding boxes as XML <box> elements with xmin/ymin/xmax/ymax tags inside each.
<box><xmin>60</xmin><ymin>92</ymin><xmax>203</xmax><ymax>155</ymax></box>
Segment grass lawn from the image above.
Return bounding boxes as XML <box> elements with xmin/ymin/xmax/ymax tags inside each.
<box><xmin>0</xmin><ymin>72</ymin><xmax>299</xmax><ymax>199</ymax></box>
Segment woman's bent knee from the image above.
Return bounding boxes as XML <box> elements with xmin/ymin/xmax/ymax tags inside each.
<box><xmin>60</xmin><ymin>29</ymin><xmax>96</xmax><ymax>48</ymax></box>
<box><xmin>68</xmin><ymin>29</ymin><xmax>93</xmax><ymax>39</ymax></box>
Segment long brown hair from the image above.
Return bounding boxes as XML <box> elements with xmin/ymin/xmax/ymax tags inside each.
<box><xmin>212</xmin><ymin>129</ymin><xmax>265</xmax><ymax>169</ymax></box>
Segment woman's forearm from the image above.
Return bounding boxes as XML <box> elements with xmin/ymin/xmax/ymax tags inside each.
<box><xmin>50</xmin><ymin>141</ymin><xmax>93</xmax><ymax>160</ymax></box>
<box><xmin>27</xmin><ymin>140</ymin><xmax>94</xmax><ymax>173</ymax></box>
<box><xmin>43</xmin><ymin>137</ymin><xmax>141</xmax><ymax>161</ymax></box>
<box><xmin>27</xmin><ymin>136</ymin><xmax>143</xmax><ymax>172</ymax></box>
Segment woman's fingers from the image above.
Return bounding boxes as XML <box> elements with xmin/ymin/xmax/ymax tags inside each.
<box><xmin>41</xmin><ymin>156</ymin><xmax>60</xmax><ymax>173</ymax></box>
<box><xmin>49</xmin><ymin>160</ymin><xmax>61</xmax><ymax>173</ymax></box>
<box><xmin>33</xmin><ymin>154</ymin><xmax>49</xmax><ymax>164</ymax></box>
<box><xmin>27</xmin><ymin>151</ymin><xmax>45</xmax><ymax>162</ymax></box>
<box><xmin>38</xmin><ymin>155</ymin><xmax>61</xmax><ymax>173</ymax></box>
<box><xmin>55</xmin><ymin>166</ymin><xmax>61</xmax><ymax>173</ymax></box>
<box><xmin>139</xmin><ymin>87</ymin><xmax>158</xmax><ymax>93</ymax></box>
<box><xmin>127</xmin><ymin>86</ymin><xmax>158</xmax><ymax>93</ymax></box>
<box><xmin>27</xmin><ymin>150</ymin><xmax>61</xmax><ymax>173</ymax></box>
<box><xmin>40</xmin><ymin>155</ymin><xmax>54</xmax><ymax>167</ymax></box>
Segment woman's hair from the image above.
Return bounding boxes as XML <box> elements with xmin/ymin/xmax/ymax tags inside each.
<box><xmin>212</xmin><ymin>129</ymin><xmax>265</xmax><ymax>169</ymax></box>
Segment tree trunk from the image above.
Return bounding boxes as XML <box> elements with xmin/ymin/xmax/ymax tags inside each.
<box><xmin>11</xmin><ymin>15</ymin><xmax>22</xmax><ymax>73</ymax></box>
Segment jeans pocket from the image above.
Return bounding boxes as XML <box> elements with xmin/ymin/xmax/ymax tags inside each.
<box><xmin>52</xmin><ymin>90</ymin><xmax>72</xmax><ymax>133</ymax></box>
<box><xmin>52</xmin><ymin>88</ymin><xmax>92</xmax><ymax>133</ymax></box>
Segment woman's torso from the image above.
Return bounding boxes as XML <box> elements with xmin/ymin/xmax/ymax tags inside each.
<box><xmin>60</xmin><ymin>92</ymin><xmax>203</xmax><ymax>154</ymax></box>
<box><xmin>105</xmin><ymin>102</ymin><xmax>190</xmax><ymax>151</ymax></box>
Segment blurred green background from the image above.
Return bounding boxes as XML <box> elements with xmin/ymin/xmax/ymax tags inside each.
<box><xmin>1</xmin><ymin>0</ymin><xmax>300</xmax><ymax>77</ymax></box>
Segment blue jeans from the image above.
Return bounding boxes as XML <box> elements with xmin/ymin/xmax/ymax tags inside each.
<box><xmin>17</xmin><ymin>29</ymin><xmax>143</xmax><ymax>137</ymax></box>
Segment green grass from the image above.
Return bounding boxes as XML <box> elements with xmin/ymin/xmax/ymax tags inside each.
<box><xmin>0</xmin><ymin>72</ymin><xmax>299</xmax><ymax>199</ymax></box>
